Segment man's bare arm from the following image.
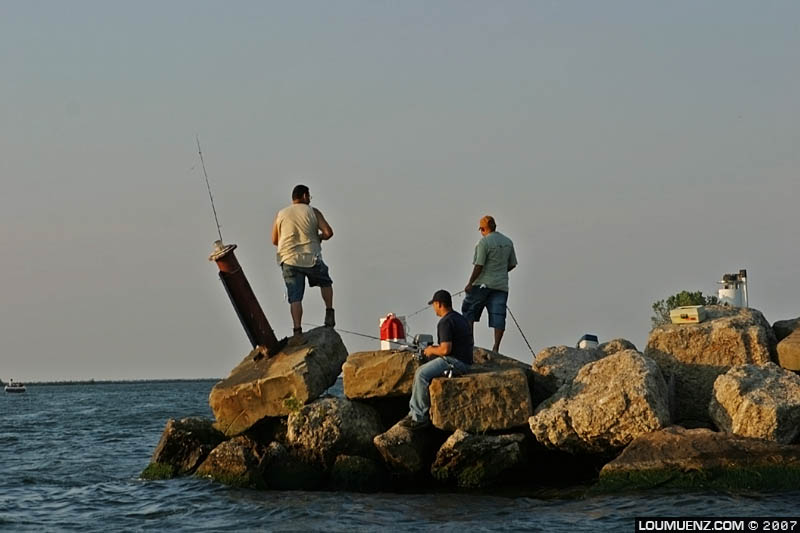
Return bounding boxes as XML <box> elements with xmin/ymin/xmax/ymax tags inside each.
<box><xmin>271</xmin><ymin>215</ymin><xmax>280</xmax><ymax>246</ymax></box>
<box><xmin>424</xmin><ymin>341</ymin><xmax>452</xmax><ymax>357</ymax></box>
<box><xmin>314</xmin><ymin>208</ymin><xmax>334</xmax><ymax>240</ymax></box>
<box><xmin>465</xmin><ymin>265</ymin><xmax>483</xmax><ymax>292</ymax></box>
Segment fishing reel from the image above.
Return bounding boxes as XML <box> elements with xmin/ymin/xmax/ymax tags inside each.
<box><xmin>411</xmin><ymin>333</ymin><xmax>434</xmax><ymax>363</ymax></box>
<box><xmin>413</xmin><ymin>345</ymin><xmax>426</xmax><ymax>363</ymax></box>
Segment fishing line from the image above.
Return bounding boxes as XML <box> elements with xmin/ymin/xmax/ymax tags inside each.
<box><xmin>195</xmin><ymin>135</ymin><xmax>224</xmax><ymax>243</ymax></box>
<box><xmin>302</xmin><ymin>322</ymin><xmax>381</xmax><ymax>341</ymax></box>
<box><xmin>403</xmin><ymin>289</ymin><xmax>466</xmax><ymax>320</ymax></box>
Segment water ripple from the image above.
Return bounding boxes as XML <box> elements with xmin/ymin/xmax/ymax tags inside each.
<box><xmin>3</xmin><ymin>381</ymin><xmax>800</xmax><ymax>532</ymax></box>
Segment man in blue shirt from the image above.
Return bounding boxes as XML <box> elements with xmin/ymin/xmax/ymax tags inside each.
<box><xmin>400</xmin><ymin>289</ymin><xmax>474</xmax><ymax>430</ymax></box>
<box><xmin>462</xmin><ymin>215</ymin><xmax>517</xmax><ymax>353</ymax></box>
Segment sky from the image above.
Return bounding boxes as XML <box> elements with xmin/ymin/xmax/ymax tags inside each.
<box><xmin>1</xmin><ymin>1</ymin><xmax>798</xmax><ymax>381</ymax></box>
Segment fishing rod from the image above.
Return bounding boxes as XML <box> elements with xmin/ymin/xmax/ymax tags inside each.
<box><xmin>196</xmin><ymin>135</ymin><xmax>223</xmax><ymax>243</ymax></box>
<box><xmin>406</xmin><ymin>289</ymin><xmax>536</xmax><ymax>358</ymax></box>
<box><xmin>404</xmin><ymin>289</ymin><xmax>467</xmax><ymax>320</ymax></box>
<box><xmin>507</xmin><ymin>305</ymin><xmax>535</xmax><ymax>359</ymax></box>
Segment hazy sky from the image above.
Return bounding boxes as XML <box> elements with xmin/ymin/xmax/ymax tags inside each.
<box><xmin>2</xmin><ymin>1</ymin><xmax>798</xmax><ymax>381</ymax></box>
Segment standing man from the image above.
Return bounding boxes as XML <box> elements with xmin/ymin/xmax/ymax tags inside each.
<box><xmin>272</xmin><ymin>184</ymin><xmax>335</xmax><ymax>344</ymax></box>
<box><xmin>462</xmin><ymin>215</ymin><xmax>517</xmax><ymax>353</ymax></box>
<box><xmin>400</xmin><ymin>289</ymin><xmax>473</xmax><ymax>430</ymax></box>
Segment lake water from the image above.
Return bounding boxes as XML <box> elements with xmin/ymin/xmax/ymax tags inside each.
<box><xmin>1</xmin><ymin>380</ymin><xmax>797</xmax><ymax>532</ymax></box>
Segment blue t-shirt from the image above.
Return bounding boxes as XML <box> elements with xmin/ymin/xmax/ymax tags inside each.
<box><xmin>472</xmin><ymin>231</ymin><xmax>517</xmax><ymax>292</ymax></box>
<box><xmin>437</xmin><ymin>311</ymin><xmax>474</xmax><ymax>365</ymax></box>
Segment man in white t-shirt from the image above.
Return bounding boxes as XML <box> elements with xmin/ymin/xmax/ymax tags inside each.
<box><xmin>271</xmin><ymin>185</ymin><xmax>335</xmax><ymax>343</ymax></box>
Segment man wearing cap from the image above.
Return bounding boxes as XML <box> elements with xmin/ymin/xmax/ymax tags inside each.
<box><xmin>272</xmin><ymin>184</ymin><xmax>335</xmax><ymax>344</ymax></box>
<box><xmin>400</xmin><ymin>289</ymin><xmax>474</xmax><ymax>430</ymax></box>
<box><xmin>462</xmin><ymin>215</ymin><xmax>517</xmax><ymax>353</ymax></box>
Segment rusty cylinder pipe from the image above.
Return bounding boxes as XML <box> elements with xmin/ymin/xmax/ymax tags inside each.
<box><xmin>209</xmin><ymin>240</ymin><xmax>283</xmax><ymax>356</ymax></box>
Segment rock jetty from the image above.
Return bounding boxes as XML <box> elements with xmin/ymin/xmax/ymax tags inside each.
<box><xmin>645</xmin><ymin>305</ymin><xmax>776</xmax><ymax>423</ymax></box>
<box><xmin>144</xmin><ymin>310</ymin><xmax>800</xmax><ymax>493</ymax></box>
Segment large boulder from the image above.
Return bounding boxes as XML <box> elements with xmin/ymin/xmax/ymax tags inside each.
<box><xmin>343</xmin><ymin>346</ymin><xmax>532</xmax><ymax>401</ymax></box>
<box><xmin>599</xmin><ymin>426</ymin><xmax>800</xmax><ymax>490</ymax></box>
<box><xmin>709</xmin><ymin>363</ymin><xmax>800</xmax><ymax>443</ymax></box>
<box><xmin>431</xmin><ymin>430</ymin><xmax>526</xmax><ymax>488</ymax></box>
<box><xmin>429</xmin><ymin>368</ymin><xmax>533</xmax><ymax>432</ymax></box>
<box><xmin>329</xmin><ymin>455</ymin><xmax>387</xmax><ymax>492</ymax></box>
<box><xmin>777</xmin><ymin>330</ymin><xmax>800</xmax><ymax>371</ymax></box>
<box><xmin>342</xmin><ymin>350</ymin><xmax>417</xmax><ymax>400</ymax></box>
<box><xmin>531</xmin><ymin>345</ymin><xmax>606</xmax><ymax>404</ymax></box>
<box><xmin>529</xmin><ymin>350</ymin><xmax>670</xmax><ymax>454</ymax></box>
<box><xmin>598</xmin><ymin>338</ymin><xmax>637</xmax><ymax>356</ymax></box>
<box><xmin>209</xmin><ymin>327</ymin><xmax>348</xmax><ymax>436</ymax></box>
<box><xmin>773</xmin><ymin>317</ymin><xmax>800</xmax><ymax>342</ymax></box>
<box><xmin>644</xmin><ymin>306</ymin><xmax>776</xmax><ymax>422</ymax></box>
<box><xmin>141</xmin><ymin>417</ymin><xmax>225</xmax><ymax>479</ymax></box>
<box><xmin>373</xmin><ymin>422</ymin><xmax>438</xmax><ymax>476</ymax></box>
<box><xmin>195</xmin><ymin>435</ymin><xmax>267</xmax><ymax>489</ymax></box>
<box><xmin>472</xmin><ymin>347</ymin><xmax>534</xmax><ymax>373</ymax></box>
<box><xmin>260</xmin><ymin>441</ymin><xmax>325</xmax><ymax>490</ymax></box>
<box><xmin>286</xmin><ymin>397</ymin><xmax>383</xmax><ymax>469</ymax></box>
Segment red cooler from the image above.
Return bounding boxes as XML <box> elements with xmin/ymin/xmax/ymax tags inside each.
<box><xmin>380</xmin><ymin>313</ymin><xmax>407</xmax><ymax>350</ymax></box>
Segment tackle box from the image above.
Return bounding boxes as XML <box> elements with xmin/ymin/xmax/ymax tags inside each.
<box><xmin>669</xmin><ymin>305</ymin><xmax>707</xmax><ymax>324</ymax></box>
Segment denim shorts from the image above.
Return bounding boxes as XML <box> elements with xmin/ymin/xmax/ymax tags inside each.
<box><xmin>461</xmin><ymin>286</ymin><xmax>508</xmax><ymax>329</ymax></box>
<box><xmin>281</xmin><ymin>260</ymin><xmax>333</xmax><ymax>303</ymax></box>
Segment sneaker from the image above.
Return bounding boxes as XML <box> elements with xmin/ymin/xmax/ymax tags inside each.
<box><xmin>398</xmin><ymin>415</ymin><xmax>430</xmax><ymax>431</ymax></box>
<box><xmin>324</xmin><ymin>308</ymin><xmax>336</xmax><ymax>328</ymax></box>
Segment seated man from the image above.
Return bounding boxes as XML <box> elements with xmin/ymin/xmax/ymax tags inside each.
<box><xmin>400</xmin><ymin>289</ymin><xmax>474</xmax><ymax>430</ymax></box>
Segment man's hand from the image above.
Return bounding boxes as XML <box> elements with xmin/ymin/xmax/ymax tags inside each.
<box><xmin>313</xmin><ymin>208</ymin><xmax>333</xmax><ymax>240</ymax></box>
<box><xmin>465</xmin><ymin>265</ymin><xmax>483</xmax><ymax>293</ymax></box>
<box><xmin>424</xmin><ymin>342</ymin><xmax>452</xmax><ymax>358</ymax></box>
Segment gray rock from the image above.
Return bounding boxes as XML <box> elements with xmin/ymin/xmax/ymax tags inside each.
<box><xmin>429</xmin><ymin>368</ymin><xmax>533</xmax><ymax>432</ymax></box>
<box><xmin>142</xmin><ymin>417</ymin><xmax>224</xmax><ymax>479</ymax></box>
<box><xmin>709</xmin><ymin>363</ymin><xmax>800</xmax><ymax>443</ymax></box>
<box><xmin>329</xmin><ymin>455</ymin><xmax>387</xmax><ymax>492</ymax></box>
<box><xmin>209</xmin><ymin>327</ymin><xmax>348</xmax><ymax>436</ymax></box>
<box><xmin>373</xmin><ymin>422</ymin><xmax>436</xmax><ymax>475</ymax></box>
<box><xmin>286</xmin><ymin>397</ymin><xmax>383</xmax><ymax>468</ymax></box>
<box><xmin>472</xmin><ymin>347</ymin><xmax>534</xmax><ymax>373</ymax></box>
<box><xmin>645</xmin><ymin>305</ymin><xmax>777</xmax><ymax>422</ymax></box>
<box><xmin>773</xmin><ymin>317</ymin><xmax>800</xmax><ymax>343</ymax></box>
<box><xmin>598</xmin><ymin>338</ymin><xmax>637</xmax><ymax>356</ymax></box>
<box><xmin>261</xmin><ymin>441</ymin><xmax>325</xmax><ymax>490</ymax></box>
<box><xmin>529</xmin><ymin>350</ymin><xmax>671</xmax><ymax>454</ymax></box>
<box><xmin>195</xmin><ymin>435</ymin><xmax>267</xmax><ymax>489</ymax></box>
<box><xmin>531</xmin><ymin>345</ymin><xmax>606</xmax><ymax>404</ymax></box>
<box><xmin>600</xmin><ymin>426</ymin><xmax>800</xmax><ymax>490</ymax></box>
<box><xmin>431</xmin><ymin>430</ymin><xmax>526</xmax><ymax>488</ymax></box>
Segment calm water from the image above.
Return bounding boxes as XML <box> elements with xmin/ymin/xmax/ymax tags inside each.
<box><xmin>1</xmin><ymin>380</ymin><xmax>797</xmax><ymax>532</ymax></box>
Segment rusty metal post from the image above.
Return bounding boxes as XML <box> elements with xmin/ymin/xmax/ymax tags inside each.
<box><xmin>209</xmin><ymin>240</ymin><xmax>284</xmax><ymax>356</ymax></box>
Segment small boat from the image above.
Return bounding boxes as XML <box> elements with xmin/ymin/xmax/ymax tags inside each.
<box><xmin>4</xmin><ymin>381</ymin><xmax>26</xmax><ymax>393</ymax></box>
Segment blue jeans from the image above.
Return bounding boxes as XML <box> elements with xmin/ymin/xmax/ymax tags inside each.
<box><xmin>461</xmin><ymin>286</ymin><xmax>508</xmax><ymax>329</ymax></box>
<box><xmin>281</xmin><ymin>261</ymin><xmax>333</xmax><ymax>303</ymax></box>
<box><xmin>409</xmin><ymin>356</ymin><xmax>469</xmax><ymax>423</ymax></box>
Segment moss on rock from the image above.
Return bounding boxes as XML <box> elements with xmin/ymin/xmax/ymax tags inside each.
<box><xmin>140</xmin><ymin>462</ymin><xmax>177</xmax><ymax>480</ymax></box>
<box><xmin>596</xmin><ymin>466</ymin><xmax>800</xmax><ymax>492</ymax></box>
